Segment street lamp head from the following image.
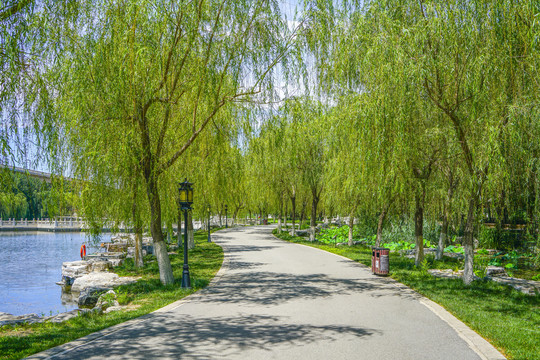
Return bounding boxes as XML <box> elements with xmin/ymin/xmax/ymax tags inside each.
<box><xmin>225</xmin><ymin>204</ymin><xmax>228</xmax><ymax>211</ymax></box>
<box><xmin>178</xmin><ymin>179</ymin><xmax>194</xmax><ymax>210</ymax></box>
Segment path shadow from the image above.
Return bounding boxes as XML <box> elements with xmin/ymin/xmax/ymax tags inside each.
<box><xmin>60</xmin><ymin>313</ymin><xmax>379</xmax><ymax>360</ymax></box>
<box><xmin>200</xmin><ymin>271</ymin><xmax>393</xmax><ymax>306</ymax></box>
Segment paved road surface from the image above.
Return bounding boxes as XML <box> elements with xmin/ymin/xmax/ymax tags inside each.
<box><xmin>28</xmin><ymin>226</ymin><xmax>505</xmax><ymax>359</ymax></box>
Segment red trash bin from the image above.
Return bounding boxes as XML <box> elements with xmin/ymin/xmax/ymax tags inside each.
<box><xmin>372</xmin><ymin>247</ymin><xmax>390</xmax><ymax>276</ymax></box>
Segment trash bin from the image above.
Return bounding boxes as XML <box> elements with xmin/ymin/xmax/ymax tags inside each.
<box><xmin>372</xmin><ymin>247</ymin><xmax>390</xmax><ymax>276</ymax></box>
<box><xmin>263</xmin><ymin>219</ymin><xmax>268</xmax><ymax>225</ymax></box>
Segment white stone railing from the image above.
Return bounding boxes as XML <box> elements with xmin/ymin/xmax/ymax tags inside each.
<box><xmin>0</xmin><ymin>217</ymin><xmax>86</xmax><ymax>230</ymax></box>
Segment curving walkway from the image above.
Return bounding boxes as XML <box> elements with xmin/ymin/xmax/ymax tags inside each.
<box><xmin>28</xmin><ymin>226</ymin><xmax>505</xmax><ymax>359</ymax></box>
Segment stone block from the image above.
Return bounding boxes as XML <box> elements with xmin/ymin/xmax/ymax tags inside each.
<box><xmin>90</xmin><ymin>260</ymin><xmax>112</xmax><ymax>272</ymax></box>
<box><xmin>485</xmin><ymin>266</ymin><xmax>506</xmax><ymax>277</ymax></box>
<box><xmin>103</xmin><ymin>305</ymin><xmax>124</xmax><ymax>314</ymax></box>
<box><xmin>71</xmin><ymin>272</ymin><xmax>138</xmax><ymax>294</ymax></box>
<box><xmin>78</xmin><ymin>287</ymin><xmax>111</xmax><ymax>307</ymax></box>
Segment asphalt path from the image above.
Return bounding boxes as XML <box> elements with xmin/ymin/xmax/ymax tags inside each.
<box><xmin>28</xmin><ymin>226</ymin><xmax>505</xmax><ymax>359</ymax></box>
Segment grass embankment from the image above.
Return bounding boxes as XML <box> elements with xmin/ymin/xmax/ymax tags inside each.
<box><xmin>273</xmin><ymin>229</ymin><xmax>540</xmax><ymax>360</ymax></box>
<box><xmin>0</xmin><ymin>230</ymin><xmax>224</xmax><ymax>360</ymax></box>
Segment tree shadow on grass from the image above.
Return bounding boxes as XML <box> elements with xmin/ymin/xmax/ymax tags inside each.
<box><xmin>52</xmin><ymin>313</ymin><xmax>379</xmax><ymax>360</ymax></box>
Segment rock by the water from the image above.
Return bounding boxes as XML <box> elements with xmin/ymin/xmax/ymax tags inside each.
<box><xmin>61</xmin><ymin>259</ymin><xmax>117</xmax><ymax>286</ymax></box>
<box><xmin>72</xmin><ymin>272</ymin><xmax>138</xmax><ymax>293</ymax></box>
<box><xmin>0</xmin><ymin>312</ymin><xmax>49</xmax><ymax>326</ymax></box>
<box><xmin>91</xmin><ymin>260</ymin><xmax>112</xmax><ymax>272</ymax></box>
<box><xmin>78</xmin><ymin>286</ymin><xmax>111</xmax><ymax>307</ymax></box>
<box><xmin>49</xmin><ymin>310</ymin><xmax>79</xmax><ymax>323</ymax></box>
<box><xmin>62</xmin><ymin>260</ymin><xmax>91</xmax><ymax>279</ymax></box>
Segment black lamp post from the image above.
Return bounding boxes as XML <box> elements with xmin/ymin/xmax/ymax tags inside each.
<box><xmin>178</xmin><ymin>179</ymin><xmax>194</xmax><ymax>289</ymax></box>
<box><xmin>207</xmin><ymin>205</ymin><xmax>211</xmax><ymax>243</ymax></box>
<box><xmin>225</xmin><ymin>204</ymin><xmax>228</xmax><ymax>228</ymax></box>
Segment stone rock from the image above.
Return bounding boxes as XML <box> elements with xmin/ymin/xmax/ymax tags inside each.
<box><xmin>103</xmin><ymin>306</ymin><xmax>124</xmax><ymax>314</ymax></box>
<box><xmin>72</xmin><ymin>272</ymin><xmax>138</xmax><ymax>293</ymax></box>
<box><xmin>62</xmin><ymin>261</ymin><xmax>91</xmax><ymax>279</ymax></box>
<box><xmin>0</xmin><ymin>312</ymin><xmax>45</xmax><ymax>326</ymax></box>
<box><xmin>487</xmin><ymin>276</ymin><xmax>540</xmax><ymax>296</ymax></box>
<box><xmin>61</xmin><ymin>259</ymin><xmax>116</xmax><ymax>287</ymax></box>
<box><xmin>78</xmin><ymin>286</ymin><xmax>111</xmax><ymax>307</ymax></box>
<box><xmin>428</xmin><ymin>269</ymin><xmax>459</xmax><ymax>279</ymax></box>
<box><xmin>0</xmin><ymin>310</ymin><xmax>81</xmax><ymax>326</ymax></box>
<box><xmin>143</xmin><ymin>244</ymin><xmax>154</xmax><ymax>255</ymax></box>
<box><xmin>316</xmin><ymin>223</ymin><xmax>329</xmax><ymax>230</ymax></box>
<box><xmin>428</xmin><ymin>269</ymin><xmax>481</xmax><ymax>281</ymax></box>
<box><xmin>49</xmin><ymin>310</ymin><xmax>79</xmax><ymax>323</ymax></box>
<box><xmin>126</xmin><ymin>247</ymin><xmax>148</xmax><ymax>258</ymax></box>
<box><xmin>443</xmin><ymin>252</ymin><xmax>465</xmax><ymax>260</ymax></box>
<box><xmin>95</xmin><ymin>290</ymin><xmax>119</xmax><ymax>310</ymax></box>
<box><xmin>108</xmin><ymin>258</ymin><xmax>124</xmax><ymax>267</ymax></box>
<box><xmin>296</xmin><ymin>230</ymin><xmax>309</xmax><ymax>237</ymax></box>
<box><xmin>90</xmin><ymin>260</ymin><xmax>112</xmax><ymax>272</ymax></box>
<box><xmin>78</xmin><ymin>307</ymin><xmax>102</xmax><ymax>316</ymax></box>
<box><xmin>485</xmin><ymin>266</ymin><xmax>506</xmax><ymax>277</ymax></box>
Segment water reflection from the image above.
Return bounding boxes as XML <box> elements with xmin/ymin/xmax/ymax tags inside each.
<box><xmin>0</xmin><ymin>232</ymin><xmax>111</xmax><ymax>316</ymax></box>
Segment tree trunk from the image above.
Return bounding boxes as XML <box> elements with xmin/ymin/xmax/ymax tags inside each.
<box><xmin>300</xmin><ymin>199</ymin><xmax>307</xmax><ymax>230</ymax></box>
<box><xmin>415</xmin><ymin>191</ymin><xmax>425</xmax><ymax>268</ymax></box>
<box><xmin>310</xmin><ymin>193</ymin><xmax>319</xmax><ymax>242</ymax></box>
<box><xmin>277</xmin><ymin>197</ymin><xmax>283</xmax><ymax>233</ymax></box>
<box><xmin>437</xmin><ymin>210</ymin><xmax>448</xmax><ymax>261</ymax></box>
<box><xmin>463</xmin><ymin>194</ymin><xmax>477</xmax><ymax>284</ymax></box>
<box><xmin>187</xmin><ymin>211</ymin><xmax>194</xmax><ymax>249</ymax></box>
<box><xmin>132</xmin><ymin>185</ymin><xmax>144</xmax><ymax>268</ymax></box>
<box><xmin>233</xmin><ymin>208</ymin><xmax>239</xmax><ymax>226</ymax></box>
<box><xmin>348</xmin><ymin>210</ymin><xmax>354</xmax><ymax>246</ymax></box>
<box><xmin>291</xmin><ymin>194</ymin><xmax>296</xmax><ymax>236</ymax></box>
<box><xmin>375</xmin><ymin>208</ymin><xmax>388</xmax><ymax>247</ymax></box>
<box><xmin>284</xmin><ymin>203</ymin><xmax>288</xmax><ymax>230</ymax></box>
<box><xmin>437</xmin><ymin>179</ymin><xmax>455</xmax><ymax>260</ymax></box>
<box><xmin>146</xmin><ymin>178</ymin><xmax>174</xmax><ymax>285</ymax></box>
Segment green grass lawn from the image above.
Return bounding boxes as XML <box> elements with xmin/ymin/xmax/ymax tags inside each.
<box><xmin>273</xmin><ymin>229</ymin><xmax>540</xmax><ymax>360</ymax></box>
<box><xmin>0</xmin><ymin>230</ymin><xmax>224</xmax><ymax>360</ymax></box>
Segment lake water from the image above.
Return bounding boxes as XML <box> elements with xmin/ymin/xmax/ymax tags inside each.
<box><xmin>0</xmin><ymin>232</ymin><xmax>111</xmax><ymax>316</ymax></box>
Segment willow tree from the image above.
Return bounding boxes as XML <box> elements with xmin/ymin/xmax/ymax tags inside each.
<box><xmin>400</xmin><ymin>0</ymin><xmax>533</xmax><ymax>283</ymax></box>
<box><xmin>1</xmin><ymin>1</ymin><xmax>80</xmax><ymax>176</ymax></box>
<box><xmin>55</xmin><ymin>0</ymin><xmax>300</xmax><ymax>284</ymax></box>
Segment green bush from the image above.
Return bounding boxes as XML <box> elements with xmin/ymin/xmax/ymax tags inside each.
<box><xmin>318</xmin><ymin>225</ymin><xmax>357</xmax><ymax>244</ymax></box>
<box><xmin>444</xmin><ymin>245</ymin><xmax>464</xmax><ymax>253</ymax></box>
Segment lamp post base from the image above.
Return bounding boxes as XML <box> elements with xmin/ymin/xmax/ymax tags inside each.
<box><xmin>181</xmin><ymin>264</ymin><xmax>191</xmax><ymax>288</ymax></box>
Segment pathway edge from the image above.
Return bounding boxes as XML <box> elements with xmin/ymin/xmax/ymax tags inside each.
<box><xmin>278</xmin><ymin>236</ymin><xmax>506</xmax><ymax>360</ymax></box>
<box><xmin>24</xmin><ymin>237</ymin><xmax>231</xmax><ymax>360</ymax></box>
